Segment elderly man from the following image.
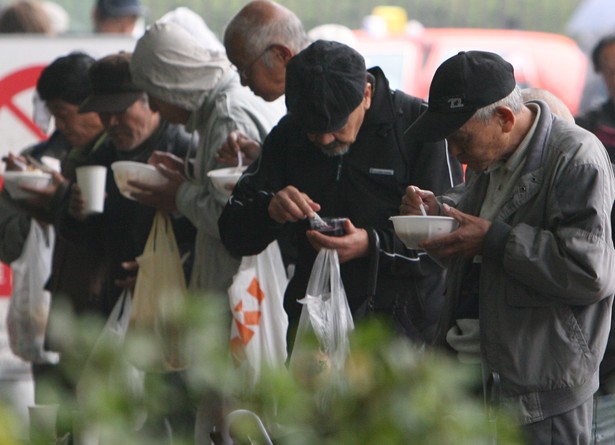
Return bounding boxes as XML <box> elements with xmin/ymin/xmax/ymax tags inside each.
<box><xmin>219</xmin><ymin>40</ymin><xmax>463</xmax><ymax>345</ymax></box>
<box><xmin>401</xmin><ymin>50</ymin><xmax>615</xmax><ymax>444</ymax></box>
<box><xmin>60</xmin><ymin>51</ymin><xmax>196</xmax><ymax>312</ymax></box>
<box><xmin>57</xmin><ymin>50</ymin><xmax>197</xmax><ymax>440</ymax></box>
<box><xmin>224</xmin><ymin>0</ymin><xmax>309</xmax><ymax>102</ymax></box>
<box><xmin>215</xmin><ymin>0</ymin><xmax>310</xmax><ymax>167</ymax></box>
<box><xmin>127</xmin><ymin>21</ymin><xmax>284</xmax><ymax>297</ymax></box>
<box><xmin>1</xmin><ymin>51</ymin><xmax>109</xmax><ymax>440</ymax></box>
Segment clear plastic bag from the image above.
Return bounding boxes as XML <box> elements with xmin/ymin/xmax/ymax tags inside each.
<box><xmin>7</xmin><ymin>220</ymin><xmax>59</xmax><ymax>364</ymax></box>
<box><xmin>77</xmin><ymin>289</ymin><xmax>144</xmax><ymax>404</ymax></box>
<box><xmin>289</xmin><ymin>248</ymin><xmax>354</xmax><ymax>375</ymax></box>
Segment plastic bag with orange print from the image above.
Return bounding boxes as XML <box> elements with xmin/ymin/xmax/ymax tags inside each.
<box><xmin>228</xmin><ymin>240</ymin><xmax>289</xmax><ymax>388</ymax></box>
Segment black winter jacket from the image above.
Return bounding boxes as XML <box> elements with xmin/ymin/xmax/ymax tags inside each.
<box><xmin>219</xmin><ymin>68</ymin><xmax>463</xmax><ymax>343</ymax></box>
<box><xmin>58</xmin><ymin>121</ymin><xmax>197</xmax><ymax>315</ymax></box>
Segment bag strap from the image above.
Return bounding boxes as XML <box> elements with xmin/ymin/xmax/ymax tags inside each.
<box><xmin>391</xmin><ymin>90</ymin><xmax>427</xmax><ymax>167</ymax></box>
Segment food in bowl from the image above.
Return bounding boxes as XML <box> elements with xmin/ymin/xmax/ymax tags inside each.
<box><xmin>207</xmin><ymin>166</ymin><xmax>247</xmax><ymax>196</ymax></box>
<box><xmin>111</xmin><ymin>161</ymin><xmax>167</xmax><ymax>201</ymax></box>
<box><xmin>389</xmin><ymin>215</ymin><xmax>458</xmax><ymax>249</ymax></box>
<box><xmin>2</xmin><ymin>170</ymin><xmax>53</xmax><ymax>200</ymax></box>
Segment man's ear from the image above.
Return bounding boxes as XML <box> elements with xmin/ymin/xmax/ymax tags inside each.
<box><xmin>269</xmin><ymin>44</ymin><xmax>294</xmax><ymax>66</ymax></box>
<box><xmin>495</xmin><ymin>106</ymin><xmax>515</xmax><ymax>133</ymax></box>
<box><xmin>364</xmin><ymin>82</ymin><xmax>373</xmax><ymax>110</ymax></box>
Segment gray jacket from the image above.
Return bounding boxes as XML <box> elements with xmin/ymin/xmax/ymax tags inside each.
<box><xmin>439</xmin><ymin>101</ymin><xmax>615</xmax><ymax>423</ymax></box>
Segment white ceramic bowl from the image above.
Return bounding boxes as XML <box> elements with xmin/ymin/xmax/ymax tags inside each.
<box><xmin>207</xmin><ymin>166</ymin><xmax>247</xmax><ymax>196</ymax></box>
<box><xmin>111</xmin><ymin>161</ymin><xmax>167</xmax><ymax>201</ymax></box>
<box><xmin>390</xmin><ymin>215</ymin><xmax>458</xmax><ymax>249</ymax></box>
<box><xmin>2</xmin><ymin>170</ymin><xmax>52</xmax><ymax>200</ymax></box>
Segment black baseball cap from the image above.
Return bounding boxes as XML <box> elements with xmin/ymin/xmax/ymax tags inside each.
<box><xmin>285</xmin><ymin>40</ymin><xmax>367</xmax><ymax>134</ymax></box>
<box><xmin>79</xmin><ymin>52</ymin><xmax>143</xmax><ymax>114</ymax></box>
<box><xmin>405</xmin><ymin>50</ymin><xmax>516</xmax><ymax>142</ymax></box>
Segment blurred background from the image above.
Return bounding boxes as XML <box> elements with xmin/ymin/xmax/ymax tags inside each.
<box><xmin>37</xmin><ymin>0</ymin><xmax>585</xmax><ymax>36</ymax></box>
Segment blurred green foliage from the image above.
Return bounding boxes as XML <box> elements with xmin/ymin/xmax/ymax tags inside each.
<box><xmin>51</xmin><ymin>0</ymin><xmax>581</xmax><ymax>38</ymax></box>
<box><xmin>7</xmin><ymin>293</ymin><xmax>524</xmax><ymax>445</ymax></box>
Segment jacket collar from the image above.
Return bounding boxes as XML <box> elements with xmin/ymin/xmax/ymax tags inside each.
<box><xmin>363</xmin><ymin>67</ymin><xmax>397</xmax><ymax>127</ymax></box>
<box><xmin>520</xmin><ymin>99</ymin><xmax>554</xmax><ymax>175</ymax></box>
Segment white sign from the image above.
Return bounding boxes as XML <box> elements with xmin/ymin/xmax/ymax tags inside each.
<box><xmin>0</xmin><ymin>35</ymin><xmax>136</xmax><ymax>164</ymax></box>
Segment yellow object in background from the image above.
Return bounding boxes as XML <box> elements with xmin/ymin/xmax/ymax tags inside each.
<box><xmin>372</xmin><ymin>6</ymin><xmax>408</xmax><ymax>34</ymax></box>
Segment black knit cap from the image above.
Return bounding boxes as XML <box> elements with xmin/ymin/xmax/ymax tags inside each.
<box><xmin>285</xmin><ymin>40</ymin><xmax>366</xmax><ymax>134</ymax></box>
<box><xmin>405</xmin><ymin>50</ymin><xmax>516</xmax><ymax>142</ymax></box>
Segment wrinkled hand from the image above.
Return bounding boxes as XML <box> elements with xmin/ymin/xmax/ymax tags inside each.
<box><xmin>19</xmin><ymin>171</ymin><xmax>66</xmax><ymax>210</ymax></box>
<box><xmin>114</xmin><ymin>260</ymin><xmax>139</xmax><ymax>291</ymax></box>
<box><xmin>215</xmin><ymin>130</ymin><xmax>261</xmax><ymax>167</ymax></box>
<box><xmin>68</xmin><ymin>182</ymin><xmax>88</xmax><ymax>221</ymax></box>
<box><xmin>420</xmin><ymin>204</ymin><xmax>491</xmax><ymax>258</ymax></box>
<box><xmin>129</xmin><ymin>162</ymin><xmax>185</xmax><ymax>213</ymax></box>
<box><xmin>147</xmin><ymin>150</ymin><xmax>185</xmax><ymax>172</ymax></box>
<box><xmin>2</xmin><ymin>153</ymin><xmax>28</xmax><ymax>171</ymax></box>
<box><xmin>268</xmin><ymin>185</ymin><xmax>321</xmax><ymax>224</ymax></box>
<box><xmin>400</xmin><ymin>185</ymin><xmax>439</xmax><ymax>215</ymax></box>
<box><xmin>306</xmin><ymin>219</ymin><xmax>368</xmax><ymax>263</ymax></box>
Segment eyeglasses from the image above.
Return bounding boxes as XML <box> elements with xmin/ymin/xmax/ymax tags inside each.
<box><xmin>235</xmin><ymin>45</ymin><xmax>274</xmax><ymax>81</ymax></box>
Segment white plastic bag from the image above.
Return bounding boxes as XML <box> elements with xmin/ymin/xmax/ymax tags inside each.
<box><xmin>289</xmin><ymin>249</ymin><xmax>354</xmax><ymax>375</ymax></box>
<box><xmin>77</xmin><ymin>289</ymin><xmax>144</xmax><ymax>404</ymax></box>
<box><xmin>7</xmin><ymin>220</ymin><xmax>59</xmax><ymax>364</ymax></box>
<box><xmin>229</xmin><ymin>241</ymin><xmax>289</xmax><ymax>387</ymax></box>
<box><xmin>76</xmin><ymin>289</ymin><xmax>145</xmax><ymax>439</ymax></box>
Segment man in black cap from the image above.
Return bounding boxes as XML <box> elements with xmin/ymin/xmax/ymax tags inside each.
<box><xmin>400</xmin><ymin>50</ymin><xmax>615</xmax><ymax>444</ymax></box>
<box><xmin>57</xmin><ymin>51</ymin><xmax>197</xmax><ymax>439</ymax></box>
<box><xmin>61</xmin><ymin>51</ymin><xmax>196</xmax><ymax>314</ymax></box>
<box><xmin>219</xmin><ymin>40</ymin><xmax>463</xmax><ymax>345</ymax></box>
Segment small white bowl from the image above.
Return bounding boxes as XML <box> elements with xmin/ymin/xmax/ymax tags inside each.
<box><xmin>111</xmin><ymin>161</ymin><xmax>167</xmax><ymax>201</ymax></box>
<box><xmin>207</xmin><ymin>166</ymin><xmax>247</xmax><ymax>196</ymax></box>
<box><xmin>2</xmin><ymin>170</ymin><xmax>52</xmax><ymax>200</ymax></box>
<box><xmin>390</xmin><ymin>215</ymin><xmax>458</xmax><ymax>249</ymax></box>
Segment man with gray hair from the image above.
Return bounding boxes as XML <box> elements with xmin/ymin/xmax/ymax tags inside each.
<box><xmin>216</xmin><ymin>1</ymin><xmax>310</xmax><ymax>168</ymax></box>
<box><xmin>224</xmin><ymin>0</ymin><xmax>309</xmax><ymax>102</ymax></box>
<box><xmin>401</xmin><ymin>50</ymin><xmax>615</xmax><ymax>444</ymax></box>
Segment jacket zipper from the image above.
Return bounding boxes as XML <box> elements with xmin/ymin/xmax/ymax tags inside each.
<box><xmin>336</xmin><ymin>155</ymin><xmax>343</xmax><ymax>182</ymax></box>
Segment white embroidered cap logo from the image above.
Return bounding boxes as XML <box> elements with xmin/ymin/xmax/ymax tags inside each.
<box><xmin>448</xmin><ymin>97</ymin><xmax>464</xmax><ymax>109</ymax></box>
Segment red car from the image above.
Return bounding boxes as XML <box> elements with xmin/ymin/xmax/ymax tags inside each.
<box><xmin>355</xmin><ymin>28</ymin><xmax>587</xmax><ymax>115</ymax></box>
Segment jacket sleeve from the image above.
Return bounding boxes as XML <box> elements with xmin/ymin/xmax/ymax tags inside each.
<box><xmin>175</xmin><ymin>99</ymin><xmax>278</xmax><ymax>241</ymax></box>
<box><xmin>219</xmin><ymin>125</ymin><xmax>288</xmax><ymax>257</ymax></box>
<box><xmin>0</xmin><ymin>193</ymin><xmax>31</xmax><ymax>263</ymax></box>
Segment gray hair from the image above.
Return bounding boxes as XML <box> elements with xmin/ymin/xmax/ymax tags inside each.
<box><xmin>138</xmin><ymin>92</ymin><xmax>149</xmax><ymax>107</ymax></box>
<box><xmin>472</xmin><ymin>85</ymin><xmax>524</xmax><ymax>123</ymax></box>
<box><xmin>224</xmin><ymin>1</ymin><xmax>308</xmax><ymax>58</ymax></box>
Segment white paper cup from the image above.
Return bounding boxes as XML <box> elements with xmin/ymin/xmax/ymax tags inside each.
<box><xmin>28</xmin><ymin>404</ymin><xmax>58</xmax><ymax>443</ymax></box>
<box><xmin>76</xmin><ymin>166</ymin><xmax>107</xmax><ymax>214</ymax></box>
